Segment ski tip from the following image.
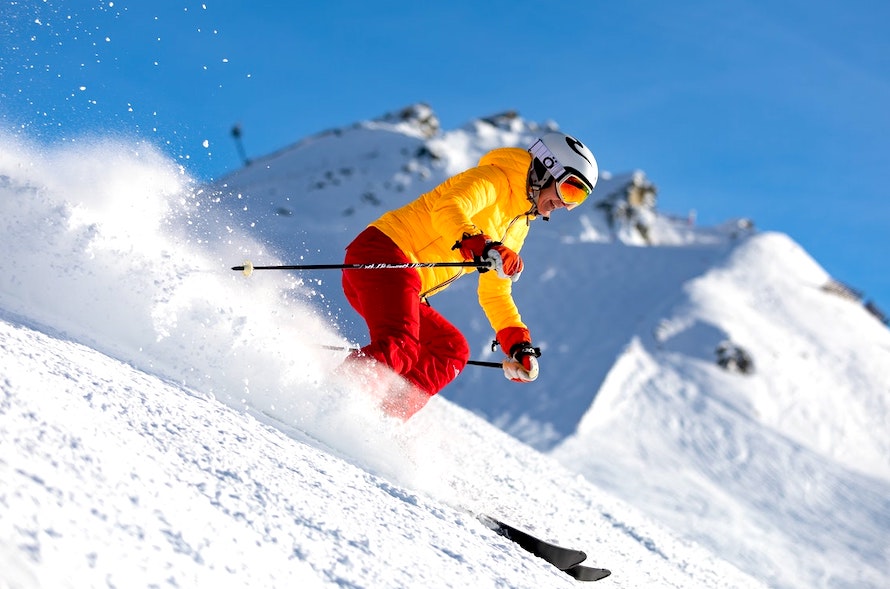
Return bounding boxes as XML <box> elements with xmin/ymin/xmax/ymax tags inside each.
<box><xmin>564</xmin><ymin>565</ymin><xmax>611</xmax><ymax>582</ymax></box>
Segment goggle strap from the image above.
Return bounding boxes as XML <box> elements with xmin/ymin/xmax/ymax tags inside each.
<box><xmin>528</xmin><ymin>139</ymin><xmax>568</xmax><ymax>182</ymax></box>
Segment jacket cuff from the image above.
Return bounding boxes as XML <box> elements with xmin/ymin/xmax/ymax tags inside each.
<box><xmin>496</xmin><ymin>326</ymin><xmax>531</xmax><ymax>356</ymax></box>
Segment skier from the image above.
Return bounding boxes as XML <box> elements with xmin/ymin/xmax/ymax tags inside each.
<box><xmin>341</xmin><ymin>132</ymin><xmax>598</xmax><ymax>418</ymax></box>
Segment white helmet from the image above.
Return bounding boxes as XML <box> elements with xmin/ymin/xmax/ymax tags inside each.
<box><xmin>528</xmin><ymin>132</ymin><xmax>598</xmax><ymax>208</ymax></box>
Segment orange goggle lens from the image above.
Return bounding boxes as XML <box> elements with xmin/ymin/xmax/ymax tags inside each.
<box><xmin>556</xmin><ymin>175</ymin><xmax>592</xmax><ymax>206</ymax></box>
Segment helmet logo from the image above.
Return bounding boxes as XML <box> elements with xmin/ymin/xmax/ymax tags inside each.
<box><xmin>565</xmin><ymin>136</ymin><xmax>592</xmax><ymax>165</ymax></box>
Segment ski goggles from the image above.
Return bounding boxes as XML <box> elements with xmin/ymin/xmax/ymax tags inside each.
<box><xmin>555</xmin><ymin>174</ymin><xmax>593</xmax><ymax>207</ymax></box>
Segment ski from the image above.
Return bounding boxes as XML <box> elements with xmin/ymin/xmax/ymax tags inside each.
<box><xmin>478</xmin><ymin>515</ymin><xmax>611</xmax><ymax>582</ymax></box>
<box><xmin>480</xmin><ymin>515</ymin><xmax>586</xmax><ymax>569</ymax></box>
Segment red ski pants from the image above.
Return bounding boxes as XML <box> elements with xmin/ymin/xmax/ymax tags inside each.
<box><xmin>342</xmin><ymin>226</ymin><xmax>470</xmax><ymax>397</ymax></box>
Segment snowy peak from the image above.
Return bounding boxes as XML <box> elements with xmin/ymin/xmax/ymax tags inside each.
<box><xmin>371</xmin><ymin>102</ymin><xmax>441</xmax><ymax>138</ymax></box>
<box><xmin>556</xmin><ymin>230</ymin><xmax>890</xmax><ymax>589</ymax></box>
<box><xmin>678</xmin><ymin>232</ymin><xmax>890</xmax><ymax>477</ymax></box>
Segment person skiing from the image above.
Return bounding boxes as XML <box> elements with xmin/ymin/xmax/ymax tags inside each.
<box><xmin>341</xmin><ymin>131</ymin><xmax>598</xmax><ymax>418</ymax></box>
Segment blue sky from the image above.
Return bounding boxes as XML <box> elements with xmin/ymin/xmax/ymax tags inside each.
<box><xmin>2</xmin><ymin>0</ymin><xmax>888</xmax><ymax>316</ymax></box>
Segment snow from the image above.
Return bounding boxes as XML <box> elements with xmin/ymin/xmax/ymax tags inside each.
<box><xmin>1</xmin><ymin>106</ymin><xmax>888</xmax><ymax>588</ymax></box>
<box><xmin>0</xmin><ymin>309</ymin><xmax>754</xmax><ymax>588</ymax></box>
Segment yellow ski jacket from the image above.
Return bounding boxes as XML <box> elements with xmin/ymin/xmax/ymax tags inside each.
<box><xmin>370</xmin><ymin>147</ymin><xmax>537</xmax><ymax>336</ymax></box>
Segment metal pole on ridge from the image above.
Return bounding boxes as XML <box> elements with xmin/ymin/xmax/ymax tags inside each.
<box><xmin>231</xmin><ymin>259</ymin><xmax>491</xmax><ymax>277</ymax></box>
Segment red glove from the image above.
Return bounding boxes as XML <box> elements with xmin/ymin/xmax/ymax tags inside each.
<box><xmin>454</xmin><ymin>233</ymin><xmax>490</xmax><ymax>261</ymax></box>
<box><xmin>453</xmin><ymin>233</ymin><xmax>523</xmax><ymax>281</ymax></box>
<box><xmin>496</xmin><ymin>327</ymin><xmax>540</xmax><ymax>383</ymax></box>
<box><xmin>485</xmin><ymin>243</ymin><xmax>523</xmax><ymax>282</ymax></box>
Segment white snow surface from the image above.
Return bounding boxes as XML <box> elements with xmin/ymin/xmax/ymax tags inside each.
<box><xmin>1</xmin><ymin>107</ymin><xmax>888</xmax><ymax>588</ymax></box>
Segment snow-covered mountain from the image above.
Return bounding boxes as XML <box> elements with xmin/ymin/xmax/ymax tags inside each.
<box><xmin>1</xmin><ymin>104</ymin><xmax>888</xmax><ymax>588</ymax></box>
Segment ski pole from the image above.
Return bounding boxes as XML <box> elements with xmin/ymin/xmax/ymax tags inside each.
<box><xmin>320</xmin><ymin>344</ymin><xmax>502</xmax><ymax>369</ymax></box>
<box><xmin>232</xmin><ymin>259</ymin><xmax>491</xmax><ymax>277</ymax></box>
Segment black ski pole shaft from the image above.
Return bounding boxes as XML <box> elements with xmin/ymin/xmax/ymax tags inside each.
<box><xmin>320</xmin><ymin>344</ymin><xmax>501</xmax><ymax>369</ymax></box>
<box><xmin>467</xmin><ymin>359</ymin><xmax>503</xmax><ymax>368</ymax></box>
<box><xmin>232</xmin><ymin>259</ymin><xmax>490</xmax><ymax>276</ymax></box>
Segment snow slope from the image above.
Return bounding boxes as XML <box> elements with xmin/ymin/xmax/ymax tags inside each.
<box><xmin>1</xmin><ymin>315</ymin><xmax>761</xmax><ymax>588</ymax></box>
<box><xmin>2</xmin><ymin>104</ymin><xmax>888</xmax><ymax>588</ymax></box>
